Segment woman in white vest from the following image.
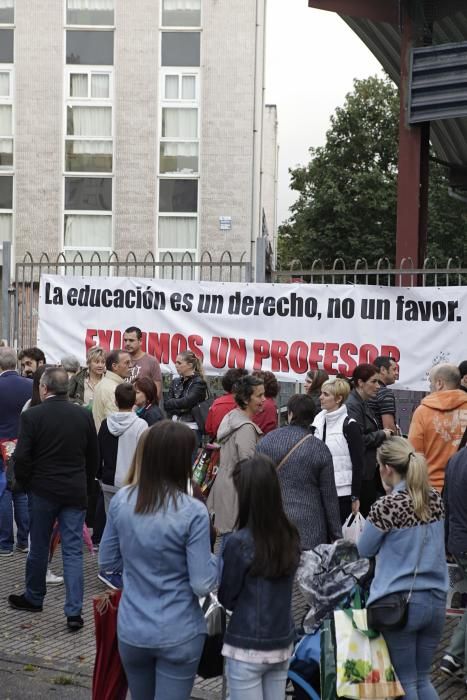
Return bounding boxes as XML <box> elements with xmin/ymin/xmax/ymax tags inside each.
<box><xmin>313</xmin><ymin>377</ymin><xmax>365</xmax><ymax>523</ymax></box>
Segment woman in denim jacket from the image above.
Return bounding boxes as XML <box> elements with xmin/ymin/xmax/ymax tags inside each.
<box><xmin>218</xmin><ymin>454</ymin><xmax>300</xmax><ymax>699</ymax></box>
<box><xmin>99</xmin><ymin>420</ymin><xmax>218</xmax><ymax>700</ymax></box>
<box><xmin>358</xmin><ymin>437</ymin><xmax>448</xmax><ymax>700</ymax></box>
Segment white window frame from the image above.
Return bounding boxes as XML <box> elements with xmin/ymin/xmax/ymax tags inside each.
<box><xmin>64</xmin><ymin>65</ymin><xmax>113</xmax><ymax>176</ymax></box>
<box><xmin>0</xmin><ymin>1</ymin><xmax>14</xmax><ymax>28</ymax></box>
<box><xmin>0</xmin><ymin>65</ymin><xmax>13</xmax><ymax>172</ymax></box>
<box><xmin>66</xmin><ymin>66</ymin><xmax>113</xmax><ymax>100</ymax></box>
<box><xmin>0</xmin><ymin>173</ymin><xmax>14</xmax><ymax>249</ymax></box>
<box><xmin>159</xmin><ymin>68</ymin><xmax>199</xmax><ymax>177</ymax></box>
<box><xmin>63</xmin><ymin>175</ymin><xmax>113</xmax><ymax>254</ymax></box>
<box><xmin>161</xmin><ymin>68</ymin><xmax>198</xmax><ymax>102</ymax></box>
<box><xmin>64</xmin><ymin>0</ymin><xmax>115</xmax><ymax>29</ymax></box>
<box><xmin>160</xmin><ymin>0</ymin><xmax>201</xmax><ymax>29</ymax></box>
<box><xmin>63</xmin><ymin>209</ymin><xmax>113</xmax><ymax>257</ymax></box>
<box><xmin>157</xmin><ymin>210</ymin><xmax>198</xmax><ymax>260</ymax></box>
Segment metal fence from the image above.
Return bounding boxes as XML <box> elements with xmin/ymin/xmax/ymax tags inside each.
<box><xmin>10</xmin><ymin>249</ymin><xmax>252</xmax><ymax>350</ymax></box>
<box><xmin>274</xmin><ymin>256</ymin><xmax>467</xmax><ymax>286</ymax></box>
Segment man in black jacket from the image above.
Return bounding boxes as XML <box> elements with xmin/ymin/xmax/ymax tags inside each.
<box><xmin>8</xmin><ymin>367</ymin><xmax>99</xmax><ymax>631</ymax></box>
<box><xmin>441</xmin><ymin>447</ymin><xmax>467</xmax><ymax>688</ymax></box>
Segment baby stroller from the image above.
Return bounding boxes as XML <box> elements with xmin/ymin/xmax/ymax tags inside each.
<box><xmin>286</xmin><ymin>540</ymin><xmax>372</xmax><ymax>699</ymax></box>
<box><xmin>287</xmin><ymin>628</ymin><xmax>321</xmax><ymax>699</ymax></box>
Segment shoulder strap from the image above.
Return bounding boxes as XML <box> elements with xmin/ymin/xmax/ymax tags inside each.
<box><xmin>217</xmin><ymin>421</ymin><xmax>256</xmax><ymax>446</ymax></box>
<box><xmin>277</xmin><ymin>434</ymin><xmax>313</xmax><ymax>472</ymax></box>
<box><xmin>342</xmin><ymin>416</ymin><xmax>356</xmax><ymax>440</ymax></box>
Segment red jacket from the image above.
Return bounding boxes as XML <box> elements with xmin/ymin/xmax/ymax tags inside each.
<box><xmin>205</xmin><ymin>393</ymin><xmax>237</xmax><ymax>438</ymax></box>
<box><xmin>253</xmin><ymin>397</ymin><xmax>278</xmax><ymax>435</ymax></box>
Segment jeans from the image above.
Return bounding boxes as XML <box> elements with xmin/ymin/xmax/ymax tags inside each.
<box><xmin>101</xmin><ymin>482</ymin><xmax>117</xmax><ymax>515</ymax></box>
<box><xmin>226</xmin><ymin>658</ymin><xmax>289</xmax><ymax>700</ymax></box>
<box><xmin>446</xmin><ymin>554</ymin><xmax>467</xmax><ymax>678</ymax></box>
<box><xmin>0</xmin><ymin>488</ymin><xmax>29</xmax><ymax>552</ymax></box>
<box><xmin>26</xmin><ymin>493</ymin><xmax>86</xmax><ymax>616</ymax></box>
<box><xmin>383</xmin><ymin>589</ymin><xmax>446</xmax><ymax>700</ymax></box>
<box><xmin>118</xmin><ymin>633</ymin><xmax>205</xmax><ymax>700</ymax></box>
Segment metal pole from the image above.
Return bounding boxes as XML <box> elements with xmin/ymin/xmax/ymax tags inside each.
<box><xmin>1</xmin><ymin>241</ymin><xmax>11</xmax><ymax>345</ymax></box>
<box><xmin>255</xmin><ymin>236</ymin><xmax>266</xmax><ymax>283</ymax></box>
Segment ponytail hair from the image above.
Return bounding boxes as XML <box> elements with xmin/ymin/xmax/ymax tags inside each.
<box><xmin>377</xmin><ymin>436</ymin><xmax>431</xmax><ymax>522</ymax></box>
<box><xmin>178</xmin><ymin>350</ymin><xmax>205</xmax><ymax>380</ymax></box>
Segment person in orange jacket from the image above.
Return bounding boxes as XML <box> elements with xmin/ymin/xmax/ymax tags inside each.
<box><xmin>408</xmin><ymin>364</ymin><xmax>467</xmax><ymax>491</ymax></box>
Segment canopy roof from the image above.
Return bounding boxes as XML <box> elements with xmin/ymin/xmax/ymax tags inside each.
<box><xmin>309</xmin><ymin>1</ymin><xmax>467</xmax><ymax>174</ymax></box>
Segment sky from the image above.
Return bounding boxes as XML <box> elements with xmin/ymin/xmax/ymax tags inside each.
<box><xmin>264</xmin><ymin>1</ymin><xmax>384</xmax><ymax>226</ymax></box>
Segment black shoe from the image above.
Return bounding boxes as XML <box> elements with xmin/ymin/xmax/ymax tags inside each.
<box><xmin>8</xmin><ymin>594</ymin><xmax>42</xmax><ymax>612</ymax></box>
<box><xmin>67</xmin><ymin>615</ymin><xmax>84</xmax><ymax>631</ymax></box>
<box><xmin>440</xmin><ymin>654</ymin><xmax>464</xmax><ymax>679</ymax></box>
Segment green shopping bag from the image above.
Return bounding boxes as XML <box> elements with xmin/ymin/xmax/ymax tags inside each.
<box><xmin>320</xmin><ymin>618</ymin><xmax>337</xmax><ymax>700</ymax></box>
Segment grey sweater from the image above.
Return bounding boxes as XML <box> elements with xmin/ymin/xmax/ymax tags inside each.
<box><xmin>256</xmin><ymin>425</ymin><xmax>342</xmax><ymax>550</ymax></box>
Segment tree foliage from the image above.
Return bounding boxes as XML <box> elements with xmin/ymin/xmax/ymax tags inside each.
<box><xmin>278</xmin><ymin>75</ymin><xmax>467</xmax><ymax>268</ymax></box>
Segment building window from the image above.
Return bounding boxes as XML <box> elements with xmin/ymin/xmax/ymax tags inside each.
<box><xmin>161</xmin><ymin>32</ymin><xmax>200</xmax><ymax>67</ymax></box>
<box><xmin>0</xmin><ymin>174</ymin><xmax>12</xmax><ymax>208</ymax></box>
<box><xmin>162</xmin><ymin>0</ymin><xmax>200</xmax><ymax>27</ymax></box>
<box><xmin>159</xmin><ymin>179</ymin><xmax>197</xmax><ymax>213</ymax></box>
<box><xmin>159</xmin><ymin>216</ymin><xmax>197</xmax><ymax>249</ymax></box>
<box><xmin>65</xmin><ymin>67</ymin><xmax>113</xmax><ymax>173</ymax></box>
<box><xmin>65</xmin><ymin>177</ymin><xmax>112</xmax><ymax>211</ymax></box>
<box><xmin>66</xmin><ymin>30</ymin><xmax>114</xmax><ymax>65</ymax></box>
<box><xmin>161</xmin><ymin>107</ymin><xmax>197</xmax><ymax>138</ymax></box>
<box><xmin>158</xmin><ymin>180</ymin><xmax>198</xmax><ymax>263</ymax></box>
<box><xmin>160</xmin><ymin>142</ymin><xmax>198</xmax><ymax>175</ymax></box>
<box><xmin>0</xmin><ymin>212</ymin><xmax>11</xmax><ymax>242</ymax></box>
<box><xmin>0</xmin><ymin>69</ymin><xmax>13</xmax><ymax>169</ymax></box>
<box><xmin>67</xmin><ymin>106</ymin><xmax>112</xmax><ymax>138</ymax></box>
<box><xmin>0</xmin><ymin>70</ymin><xmax>11</xmax><ymax>97</ymax></box>
<box><xmin>66</xmin><ymin>140</ymin><xmax>112</xmax><ymax>173</ymax></box>
<box><xmin>66</xmin><ymin>0</ymin><xmax>114</xmax><ymax>26</ymax></box>
<box><xmin>64</xmin><ymin>178</ymin><xmax>112</xmax><ymax>251</ymax></box>
<box><xmin>64</xmin><ymin>213</ymin><xmax>112</xmax><ymax>250</ymax></box>
<box><xmin>0</xmin><ymin>174</ymin><xmax>12</xmax><ymax>243</ymax></box>
<box><xmin>64</xmin><ymin>20</ymin><xmax>114</xmax><ymax>257</ymax></box>
<box><xmin>0</xmin><ymin>0</ymin><xmax>14</xmax><ymax>25</ymax></box>
<box><xmin>163</xmin><ymin>73</ymin><xmax>197</xmax><ymax>101</ymax></box>
<box><xmin>69</xmin><ymin>70</ymin><xmax>111</xmax><ymax>98</ymax></box>
<box><xmin>0</xmin><ymin>30</ymin><xmax>13</xmax><ymax>63</ymax></box>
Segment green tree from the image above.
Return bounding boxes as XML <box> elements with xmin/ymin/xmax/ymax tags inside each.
<box><xmin>278</xmin><ymin>75</ymin><xmax>467</xmax><ymax>268</ymax></box>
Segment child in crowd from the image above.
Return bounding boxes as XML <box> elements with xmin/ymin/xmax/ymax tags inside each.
<box><xmin>219</xmin><ymin>454</ymin><xmax>300</xmax><ymax>700</ymax></box>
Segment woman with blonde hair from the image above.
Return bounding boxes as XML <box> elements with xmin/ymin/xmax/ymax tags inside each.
<box><xmin>165</xmin><ymin>351</ymin><xmax>207</xmax><ymax>446</ymax></box>
<box><xmin>313</xmin><ymin>377</ymin><xmax>364</xmax><ymax>522</ymax></box>
<box><xmin>68</xmin><ymin>346</ymin><xmax>106</xmax><ymax>407</ymax></box>
<box><xmin>358</xmin><ymin>437</ymin><xmax>448</xmax><ymax>700</ymax></box>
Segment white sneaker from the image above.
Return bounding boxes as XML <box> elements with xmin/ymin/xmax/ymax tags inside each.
<box><xmin>46</xmin><ymin>569</ymin><xmax>64</xmax><ymax>585</ymax></box>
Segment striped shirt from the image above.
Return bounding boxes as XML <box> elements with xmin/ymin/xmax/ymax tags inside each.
<box><xmin>367</xmin><ymin>381</ymin><xmax>396</xmax><ymax>430</ymax></box>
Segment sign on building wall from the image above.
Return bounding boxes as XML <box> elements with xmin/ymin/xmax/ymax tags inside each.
<box><xmin>38</xmin><ymin>275</ymin><xmax>466</xmax><ymax>391</ymax></box>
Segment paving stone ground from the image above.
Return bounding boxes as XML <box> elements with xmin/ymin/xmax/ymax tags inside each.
<box><xmin>0</xmin><ymin>547</ymin><xmax>464</xmax><ymax>699</ymax></box>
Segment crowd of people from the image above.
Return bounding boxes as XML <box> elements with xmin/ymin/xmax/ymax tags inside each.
<box><xmin>1</xmin><ymin>338</ymin><xmax>467</xmax><ymax>699</ymax></box>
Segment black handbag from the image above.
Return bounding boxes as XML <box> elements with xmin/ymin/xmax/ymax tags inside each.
<box><xmin>367</xmin><ymin>526</ymin><xmax>427</xmax><ymax>632</ymax></box>
<box><xmin>197</xmin><ymin>593</ymin><xmax>226</xmax><ymax>679</ymax></box>
<box><xmin>366</xmin><ymin>592</ymin><xmax>408</xmax><ymax>631</ymax></box>
<box><xmin>192</xmin><ymin>396</ymin><xmax>215</xmax><ymax>434</ymax></box>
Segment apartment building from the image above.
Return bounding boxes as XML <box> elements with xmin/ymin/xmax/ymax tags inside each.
<box><xmin>0</xmin><ymin>0</ymin><xmax>277</xmax><ymax>275</ymax></box>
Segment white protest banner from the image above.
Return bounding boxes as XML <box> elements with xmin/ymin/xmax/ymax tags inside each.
<box><xmin>37</xmin><ymin>275</ymin><xmax>466</xmax><ymax>391</ymax></box>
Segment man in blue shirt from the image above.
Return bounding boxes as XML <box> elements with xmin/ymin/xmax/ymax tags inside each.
<box><xmin>0</xmin><ymin>347</ymin><xmax>32</xmax><ymax>555</ymax></box>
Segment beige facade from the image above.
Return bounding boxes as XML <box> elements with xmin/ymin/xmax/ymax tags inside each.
<box><xmin>1</xmin><ymin>0</ymin><xmax>278</xmax><ymax>278</ymax></box>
